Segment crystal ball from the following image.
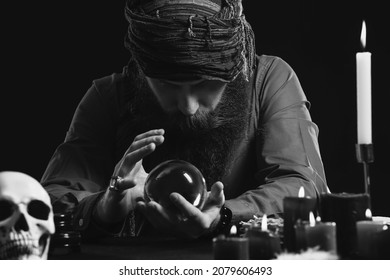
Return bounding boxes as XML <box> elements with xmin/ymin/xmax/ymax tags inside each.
<box><xmin>144</xmin><ymin>160</ymin><xmax>207</xmax><ymax>212</ymax></box>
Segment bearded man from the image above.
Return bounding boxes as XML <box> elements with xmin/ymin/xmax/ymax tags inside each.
<box><xmin>41</xmin><ymin>0</ymin><xmax>329</xmax><ymax>239</ymax></box>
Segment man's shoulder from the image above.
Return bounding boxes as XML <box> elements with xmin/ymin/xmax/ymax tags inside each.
<box><xmin>254</xmin><ymin>54</ymin><xmax>296</xmax><ymax>88</ymax></box>
<box><xmin>256</xmin><ymin>54</ymin><xmax>293</xmax><ymax>73</ymax></box>
<box><xmin>92</xmin><ymin>69</ymin><xmax>127</xmax><ymax>92</ymax></box>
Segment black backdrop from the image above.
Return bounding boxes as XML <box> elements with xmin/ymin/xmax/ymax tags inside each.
<box><xmin>2</xmin><ymin>1</ymin><xmax>389</xmax><ymax>216</ymax></box>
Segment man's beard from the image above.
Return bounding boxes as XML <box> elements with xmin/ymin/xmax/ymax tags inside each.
<box><xmin>165</xmin><ymin>107</ymin><xmax>222</xmax><ymax>136</ymax></box>
<box><xmin>124</xmin><ymin>67</ymin><xmax>251</xmax><ymax>188</ymax></box>
<box><xmin>159</xmin><ymin>84</ymin><xmax>245</xmax><ymax>137</ymax></box>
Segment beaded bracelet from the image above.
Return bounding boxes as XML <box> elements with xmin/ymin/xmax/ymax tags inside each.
<box><xmin>214</xmin><ymin>205</ymin><xmax>233</xmax><ymax>236</ymax></box>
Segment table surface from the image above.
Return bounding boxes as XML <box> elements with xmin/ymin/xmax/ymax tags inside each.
<box><xmin>48</xmin><ymin>216</ymin><xmax>390</xmax><ymax>260</ymax></box>
<box><xmin>49</xmin><ymin>236</ymin><xmax>214</xmax><ymax>260</ymax></box>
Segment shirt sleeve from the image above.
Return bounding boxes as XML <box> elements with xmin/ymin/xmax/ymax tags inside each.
<box><xmin>41</xmin><ymin>81</ymin><xmax>119</xmax><ymax>237</ymax></box>
<box><xmin>224</xmin><ymin>56</ymin><xmax>329</xmax><ymax>223</ymax></box>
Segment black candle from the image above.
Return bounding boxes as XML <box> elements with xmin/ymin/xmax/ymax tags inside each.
<box><xmin>356</xmin><ymin>210</ymin><xmax>389</xmax><ymax>259</ymax></box>
<box><xmin>283</xmin><ymin>187</ymin><xmax>317</xmax><ymax>252</ymax></box>
<box><xmin>294</xmin><ymin>212</ymin><xmax>337</xmax><ymax>254</ymax></box>
<box><xmin>375</xmin><ymin>223</ymin><xmax>390</xmax><ymax>259</ymax></box>
<box><xmin>213</xmin><ymin>226</ymin><xmax>249</xmax><ymax>260</ymax></box>
<box><xmin>245</xmin><ymin>215</ymin><xmax>281</xmax><ymax>259</ymax></box>
<box><xmin>320</xmin><ymin>193</ymin><xmax>370</xmax><ymax>259</ymax></box>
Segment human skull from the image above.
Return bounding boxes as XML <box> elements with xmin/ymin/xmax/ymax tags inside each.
<box><xmin>0</xmin><ymin>171</ymin><xmax>55</xmax><ymax>260</ymax></box>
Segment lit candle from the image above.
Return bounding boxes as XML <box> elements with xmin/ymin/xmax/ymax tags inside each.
<box><xmin>375</xmin><ymin>224</ymin><xmax>390</xmax><ymax>259</ymax></box>
<box><xmin>356</xmin><ymin>209</ymin><xmax>386</xmax><ymax>259</ymax></box>
<box><xmin>213</xmin><ymin>225</ymin><xmax>249</xmax><ymax>260</ymax></box>
<box><xmin>245</xmin><ymin>214</ymin><xmax>281</xmax><ymax>259</ymax></box>
<box><xmin>320</xmin><ymin>192</ymin><xmax>370</xmax><ymax>259</ymax></box>
<box><xmin>294</xmin><ymin>212</ymin><xmax>337</xmax><ymax>254</ymax></box>
<box><xmin>356</xmin><ymin>20</ymin><xmax>372</xmax><ymax>144</ymax></box>
<box><xmin>283</xmin><ymin>187</ymin><xmax>317</xmax><ymax>252</ymax></box>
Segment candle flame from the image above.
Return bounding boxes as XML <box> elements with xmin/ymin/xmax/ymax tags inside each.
<box><xmin>229</xmin><ymin>225</ymin><xmax>237</xmax><ymax>235</ymax></box>
<box><xmin>316</xmin><ymin>215</ymin><xmax>322</xmax><ymax>223</ymax></box>
<box><xmin>309</xmin><ymin>212</ymin><xmax>316</xmax><ymax>227</ymax></box>
<box><xmin>360</xmin><ymin>20</ymin><xmax>367</xmax><ymax>49</ymax></box>
<box><xmin>298</xmin><ymin>186</ymin><xmax>305</xmax><ymax>198</ymax></box>
<box><xmin>365</xmin><ymin>208</ymin><xmax>372</xmax><ymax>219</ymax></box>
<box><xmin>261</xmin><ymin>214</ymin><xmax>268</xmax><ymax>231</ymax></box>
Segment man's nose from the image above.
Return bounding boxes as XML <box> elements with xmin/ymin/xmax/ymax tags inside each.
<box><xmin>177</xmin><ymin>94</ymin><xmax>199</xmax><ymax>116</ymax></box>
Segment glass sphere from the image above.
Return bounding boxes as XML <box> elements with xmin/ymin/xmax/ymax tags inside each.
<box><xmin>144</xmin><ymin>160</ymin><xmax>207</xmax><ymax>212</ymax></box>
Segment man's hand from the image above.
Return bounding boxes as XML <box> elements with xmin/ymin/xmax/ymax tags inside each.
<box><xmin>137</xmin><ymin>181</ymin><xmax>225</xmax><ymax>239</ymax></box>
<box><xmin>94</xmin><ymin>129</ymin><xmax>165</xmax><ymax>225</ymax></box>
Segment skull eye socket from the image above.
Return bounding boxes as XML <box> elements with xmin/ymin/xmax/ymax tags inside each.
<box><xmin>27</xmin><ymin>200</ymin><xmax>51</xmax><ymax>220</ymax></box>
<box><xmin>0</xmin><ymin>200</ymin><xmax>15</xmax><ymax>221</ymax></box>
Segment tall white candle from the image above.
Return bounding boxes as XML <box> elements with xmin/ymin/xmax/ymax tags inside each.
<box><xmin>356</xmin><ymin>21</ymin><xmax>372</xmax><ymax>144</ymax></box>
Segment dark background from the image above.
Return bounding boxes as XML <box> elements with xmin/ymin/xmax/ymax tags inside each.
<box><xmin>2</xmin><ymin>1</ymin><xmax>389</xmax><ymax>216</ymax></box>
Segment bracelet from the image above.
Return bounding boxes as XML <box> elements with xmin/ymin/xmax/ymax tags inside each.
<box><xmin>214</xmin><ymin>205</ymin><xmax>233</xmax><ymax>236</ymax></box>
<box><xmin>108</xmin><ymin>176</ymin><xmax>123</xmax><ymax>192</ymax></box>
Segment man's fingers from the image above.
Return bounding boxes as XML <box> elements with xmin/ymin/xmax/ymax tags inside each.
<box><xmin>170</xmin><ymin>193</ymin><xmax>201</xmax><ymax>221</ymax></box>
<box><xmin>122</xmin><ymin>143</ymin><xmax>156</xmax><ymax>168</ymax></box>
<box><xmin>133</xmin><ymin>129</ymin><xmax>165</xmax><ymax>142</ymax></box>
<box><xmin>170</xmin><ymin>182</ymin><xmax>224</xmax><ymax>220</ymax></box>
<box><xmin>116</xmin><ymin>177</ymin><xmax>137</xmax><ymax>190</ymax></box>
<box><xmin>118</xmin><ymin>129</ymin><xmax>164</xmax><ymax>177</ymax></box>
<box><xmin>128</xmin><ymin>134</ymin><xmax>165</xmax><ymax>153</ymax></box>
<box><xmin>209</xmin><ymin>181</ymin><xmax>224</xmax><ymax>202</ymax></box>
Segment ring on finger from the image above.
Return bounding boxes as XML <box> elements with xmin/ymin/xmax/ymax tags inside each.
<box><xmin>108</xmin><ymin>175</ymin><xmax>124</xmax><ymax>192</ymax></box>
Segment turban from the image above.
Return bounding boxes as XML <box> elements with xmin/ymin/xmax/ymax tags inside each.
<box><xmin>124</xmin><ymin>0</ymin><xmax>256</xmax><ymax>82</ymax></box>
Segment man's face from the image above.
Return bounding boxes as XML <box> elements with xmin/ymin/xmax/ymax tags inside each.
<box><xmin>145</xmin><ymin>77</ymin><xmax>227</xmax><ymax>116</ymax></box>
<box><xmin>138</xmin><ymin>73</ymin><xmax>249</xmax><ymax>184</ymax></box>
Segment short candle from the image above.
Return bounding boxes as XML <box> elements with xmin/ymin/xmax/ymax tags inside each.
<box><xmin>294</xmin><ymin>212</ymin><xmax>337</xmax><ymax>254</ymax></box>
<box><xmin>213</xmin><ymin>226</ymin><xmax>249</xmax><ymax>260</ymax></box>
<box><xmin>320</xmin><ymin>192</ymin><xmax>370</xmax><ymax>259</ymax></box>
<box><xmin>356</xmin><ymin>209</ymin><xmax>386</xmax><ymax>259</ymax></box>
<box><xmin>245</xmin><ymin>214</ymin><xmax>281</xmax><ymax>259</ymax></box>
<box><xmin>375</xmin><ymin>224</ymin><xmax>390</xmax><ymax>259</ymax></box>
<box><xmin>283</xmin><ymin>187</ymin><xmax>317</xmax><ymax>252</ymax></box>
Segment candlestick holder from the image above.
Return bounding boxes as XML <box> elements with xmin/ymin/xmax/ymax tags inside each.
<box><xmin>355</xmin><ymin>143</ymin><xmax>374</xmax><ymax>200</ymax></box>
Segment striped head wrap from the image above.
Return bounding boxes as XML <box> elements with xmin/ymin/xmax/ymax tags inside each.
<box><xmin>124</xmin><ymin>0</ymin><xmax>256</xmax><ymax>82</ymax></box>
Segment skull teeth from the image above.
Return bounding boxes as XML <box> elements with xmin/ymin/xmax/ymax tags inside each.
<box><xmin>0</xmin><ymin>239</ymin><xmax>42</xmax><ymax>260</ymax></box>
